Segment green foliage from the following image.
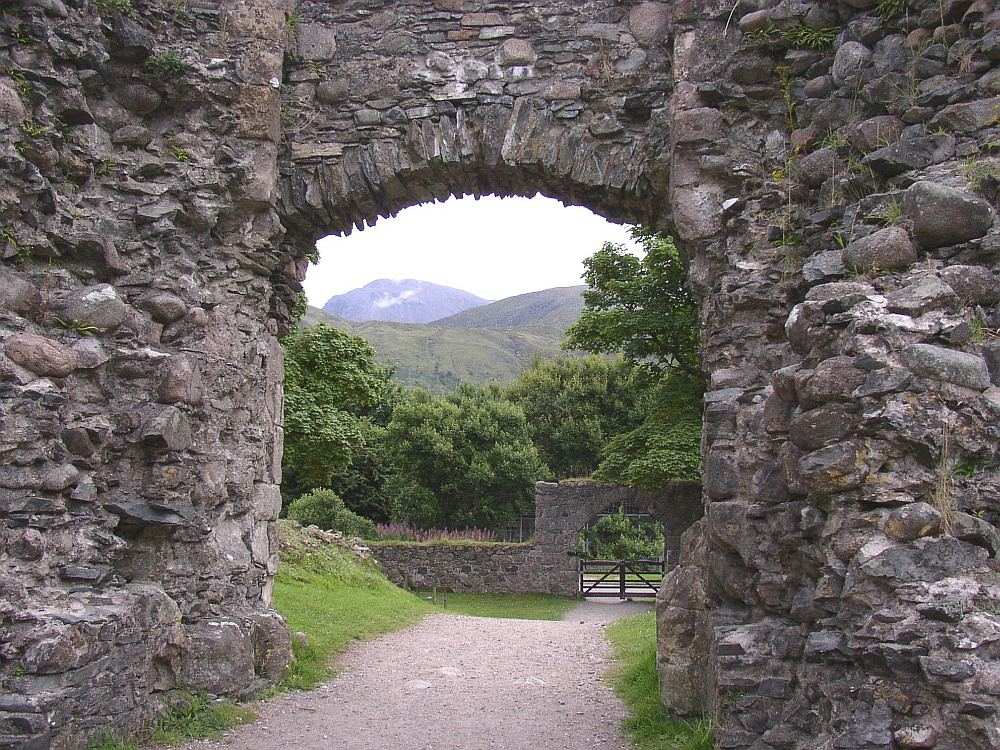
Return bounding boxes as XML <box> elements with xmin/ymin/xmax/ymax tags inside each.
<box><xmin>151</xmin><ymin>693</ymin><xmax>255</xmax><ymax>745</ymax></box>
<box><xmin>876</xmin><ymin>0</ymin><xmax>907</xmax><ymax>19</ymax></box>
<box><xmin>145</xmin><ymin>52</ymin><xmax>189</xmax><ymax>78</ymax></box>
<box><xmin>595</xmin><ymin>372</ymin><xmax>703</xmax><ymax>488</ymax></box>
<box><xmin>577</xmin><ymin>508</ymin><xmax>664</xmax><ymax>560</ymax></box>
<box><xmin>169</xmin><ymin>144</ymin><xmax>190</xmax><ymax>162</ymax></box>
<box><xmin>384</xmin><ymin>385</ymin><xmax>547</xmax><ymax>529</ymax></box>
<box><xmin>743</xmin><ymin>21</ymin><xmax>839</xmax><ymax>50</ymax></box>
<box><xmin>506</xmin><ymin>356</ymin><xmax>647</xmax><ymax>479</ymax></box>
<box><xmin>282</xmin><ymin>323</ymin><xmax>391</xmax><ymax>491</ymax></box>
<box><xmin>565</xmin><ymin>229</ymin><xmax>700</xmax><ymax>377</ymax></box>
<box><xmin>287</xmin><ymin>489</ymin><xmax>378</xmax><ymax>539</ymax></box>
<box><xmin>607</xmin><ymin>612</ymin><xmax>714</xmax><ymax>750</ymax></box>
<box><xmin>274</xmin><ymin>520</ymin><xmax>431</xmax><ymax>690</ymax></box>
<box><xmin>94</xmin><ymin>0</ymin><xmax>134</xmax><ymax>14</ymax></box>
<box><xmin>86</xmin><ymin>693</ymin><xmax>253</xmax><ymax>750</ymax></box>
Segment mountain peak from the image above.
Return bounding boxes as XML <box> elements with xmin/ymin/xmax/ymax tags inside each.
<box><xmin>323</xmin><ymin>279</ymin><xmax>490</xmax><ymax>324</ymax></box>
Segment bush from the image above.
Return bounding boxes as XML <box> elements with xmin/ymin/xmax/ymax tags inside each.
<box><xmin>576</xmin><ymin>508</ymin><xmax>664</xmax><ymax>560</ymax></box>
<box><xmin>287</xmin><ymin>490</ymin><xmax>378</xmax><ymax>539</ymax></box>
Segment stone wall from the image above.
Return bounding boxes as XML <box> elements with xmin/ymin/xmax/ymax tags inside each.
<box><xmin>0</xmin><ymin>0</ymin><xmax>998</xmax><ymax>748</ymax></box>
<box><xmin>370</xmin><ymin>480</ymin><xmax>704</xmax><ymax>597</ymax></box>
<box><xmin>657</xmin><ymin>2</ymin><xmax>1000</xmax><ymax>749</ymax></box>
<box><xmin>369</xmin><ymin>542</ymin><xmax>538</xmax><ymax>594</ymax></box>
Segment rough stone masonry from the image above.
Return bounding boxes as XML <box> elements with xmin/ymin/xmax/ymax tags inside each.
<box><xmin>0</xmin><ymin>0</ymin><xmax>998</xmax><ymax>749</ymax></box>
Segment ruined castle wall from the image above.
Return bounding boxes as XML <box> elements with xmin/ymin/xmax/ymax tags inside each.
<box><xmin>658</xmin><ymin>2</ymin><xmax>1000</xmax><ymax>748</ymax></box>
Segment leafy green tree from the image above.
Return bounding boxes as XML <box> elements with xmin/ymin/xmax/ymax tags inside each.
<box><xmin>384</xmin><ymin>385</ymin><xmax>546</xmax><ymax>529</ymax></box>
<box><xmin>287</xmin><ymin>489</ymin><xmax>379</xmax><ymax>539</ymax></box>
<box><xmin>594</xmin><ymin>371</ymin><xmax>702</xmax><ymax>488</ymax></box>
<box><xmin>506</xmin><ymin>356</ymin><xmax>647</xmax><ymax>479</ymax></box>
<box><xmin>564</xmin><ymin>228</ymin><xmax>700</xmax><ymax>377</ymax></box>
<box><xmin>282</xmin><ymin>324</ymin><xmax>390</xmax><ymax>494</ymax></box>
<box><xmin>576</xmin><ymin>508</ymin><xmax>664</xmax><ymax>560</ymax></box>
<box><xmin>566</xmin><ymin>229</ymin><xmax>704</xmax><ymax>487</ymax></box>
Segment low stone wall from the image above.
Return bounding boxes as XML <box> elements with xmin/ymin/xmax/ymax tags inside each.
<box><xmin>369</xmin><ymin>480</ymin><xmax>704</xmax><ymax>597</ymax></box>
<box><xmin>369</xmin><ymin>542</ymin><xmax>540</xmax><ymax>594</ymax></box>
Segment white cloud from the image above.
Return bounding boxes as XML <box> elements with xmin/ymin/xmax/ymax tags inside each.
<box><xmin>374</xmin><ymin>290</ymin><xmax>418</xmax><ymax>308</ymax></box>
<box><xmin>304</xmin><ymin>194</ymin><xmax>638</xmax><ymax>307</ymax></box>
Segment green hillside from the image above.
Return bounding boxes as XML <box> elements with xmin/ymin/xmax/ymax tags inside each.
<box><xmin>435</xmin><ymin>285</ymin><xmax>586</xmax><ymax>334</ymax></box>
<box><xmin>301</xmin><ymin>306</ymin><xmax>577</xmax><ymax>391</ymax></box>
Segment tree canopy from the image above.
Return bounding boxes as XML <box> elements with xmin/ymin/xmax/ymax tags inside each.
<box><xmin>282</xmin><ymin>324</ymin><xmax>390</xmax><ymax>492</ymax></box>
<box><xmin>564</xmin><ymin>228</ymin><xmax>700</xmax><ymax>377</ymax></box>
<box><xmin>383</xmin><ymin>385</ymin><xmax>546</xmax><ymax>529</ymax></box>
<box><xmin>506</xmin><ymin>356</ymin><xmax>647</xmax><ymax>480</ymax></box>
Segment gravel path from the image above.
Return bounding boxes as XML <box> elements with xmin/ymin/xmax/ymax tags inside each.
<box><xmin>183</xmin><ymin>613</ymin><xmax>629</xmax><ymax>750</ymax></box>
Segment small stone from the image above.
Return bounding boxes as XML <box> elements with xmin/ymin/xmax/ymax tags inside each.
<box><xmin>355</xmin><ymin>109</ymin><xmax>380</xmax><ymax>126</ymax></box>
<box><xmin>843</xmin><ymin>226</ymin><xmax>917</xmax><ymax>273</ymax></box>
<box><xmin>498</xmin><ymin>39</ymin><xmax>536</xmax><ymax>66</ymax></box>
<box><xmin>298</xmin><ymin>24</ymin><xmax>336</xmax><ymax>61</ymax></box>
<box><xmin>802</xmin><ymin>250</ymin><xmax>845</xmax><ymax>282</ymax></box>
<box><xmin>798</xmin><ymin>441</ymin><xmax>869</xmax><ymax>492</ymax></box>
<box><xmin>629</xmin><ymin>2</ymin><xmax>670</xmax><ymax>46</ymax></box>
<box><xmin>138</xmin><ymin>405</ymin><xmax>193</xmax><ymax>451</ymax></box>
<box><xmin>115</xmin><ymin>83</ymin><xmax>162</xmax><ymax>116</ymax></box>
<box><xmin>10</xmin><ymin>528</ymin><xmax>45</xmax><ymax>561</ymax></box>
<box><xmin>3</xmin><ymin>333</ymin><xmax>79</xmax><ymax>377</ymax></box>
<box><xmin>106</xmin><ymin>15</ymin><xmax>154</xmax><ymax>63</ymax></box>
<box><xmin>903</xmin><ymin>181</ymin><xmax>994</xmax><ymax>250</ymax></box>
<box><xmin>901</xmin><ymin>344</ymin><xmax>991</xmax><ymax>390</ymax></box>
<box><xmin>939</xmin><ymin>265</ymin><xmax>1000</xmax><ymax>306</ymax></box>
<box><xmin>798</xmin><ymin>356</ymin><xmax>867</xmax><ymax>408</ymax></box>
<box><xmin>158</xmin><ymin>355</ymin><xmax>203</xmax><ymax>405</ymax></box>
<box><xmin>0</xmin><ymin>81</ymin><xmax>27</xmax><ymax>126</ymax></box>
<box><xmin>885</xmin><ymin>276</ymin><xmax>958</xmax><ymax>315</ymax></box>
<box><xmin>316</xmin><ymin>79</ymin><xmax>349</xmax><ymax>105</ymax></box>
<box><xmin>0</xmin><ymin>267</ymin><xmax>41</xmax><ymax>315</ymax></box>
<box><xmin>832</xmin><ymin>42</ymin><xmax>872</xmax><ymax>85</ymax></box>
<box><xmin>795</xmin><ymin>148</ymin><xmax>838</xmax><ymax>188</ymax></box>
<box><xmin>62</xmin><ymin>284</ymin><xmax>127</xmax><ymax>332</ymax></box>
<box><xmin>848</xmin><ymin>115</ymin><xmax>904</xmax><ymax>154</ymax></box>
<box><xmin>788</xmin><ymin>403</ymin><xmax>858</xmax><ymax>451</ymax></box>
<box><xmin>884</xmin><ymin>502</ymin><xmax>942</xmax><ymax>542</ymax></box>
<box><xmin>894</xmin><ymin>726</ymin><xmax>940</xmax><ymax>749</ymax></box>
<box><xmin>145</xmin><ymin>291</ymin><xmax>187</xmax><ymax>323</ymax></box>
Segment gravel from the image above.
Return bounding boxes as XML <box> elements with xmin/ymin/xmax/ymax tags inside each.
<box><xmin>182</xmin><ymin>613</ymin><xmax>629</xmax><ymax>750</ymax></box>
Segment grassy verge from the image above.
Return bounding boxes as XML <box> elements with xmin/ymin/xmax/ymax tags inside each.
<box><xmin>274</xmin><ymin>522</ymin><xmax>433</xmax><ymax>691</ymax></box>
<box><xmin>88</xmin><ymin>693</ymin><xmax>255</xmax><ymax>750</ymax></box>
<box><xmin>420</xmin><ymin>590</ymin><xmax>577</xmax><ymax>620</ymax></box>
<box><xmin>606</xmin><ymin>612</ymin><xmax>713</xmax><ymax>750</ymax></box>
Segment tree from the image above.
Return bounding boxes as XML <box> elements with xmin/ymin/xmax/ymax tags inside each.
<box><xmin>506</xmin><ymin>356</ymin><xmax>647</xmax><ymax>479</ymax></box>
<box><xmin>565</xmin><ymin>229</ymin><xmax>704</xmax><ymax>487</ymax></box>
<box><xmin>286</xmin><ymin>489</ymin><xmax>379</xmax><ymax>539</ymax></box>
<box><xmin>593</xmin><ymin>371</ymin><xmax>702</xmax><ymax>488</ymax></box>
<box><xmin>384</xmin><ymin>385</ymin><xmax>547</xmax><ymax>529</ymax></box>
<box><xmin>282</xmin><ymin>324</ymin><xmax>390</xmax><ymax>494</ymax></box>
<box><xmin>564</xmin><ymin>228</ymin><xmax>700</xmax><ymax>377</ymax></box>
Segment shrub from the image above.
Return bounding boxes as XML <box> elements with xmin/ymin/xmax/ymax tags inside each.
<box><xmin>145</xmin><ymin>52</ymin><xmax>189</xmax><ymax>79</ymax></box>
<box><xmin>287</xmin><ymin>490</ymin><xmax>378</xmax><ymax>539</ymax></box>
<box><xmin>95</xmin><ymin>0</ymin><xmax>133</xmax><ymax>15</ymax></box>
<box><xmin>576</xmin><ymin>508</ymin><xmax>664</xmax><ymax>560</ymax></box>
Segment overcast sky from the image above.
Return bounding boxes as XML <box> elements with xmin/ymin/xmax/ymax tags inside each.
<box><xmin>304</xmin><ymin>195</ymin><xmax>637</xmax><ymax>306</ymax></box>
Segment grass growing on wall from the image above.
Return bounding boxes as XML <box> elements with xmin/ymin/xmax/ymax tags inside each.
<box><xmin>421</xmin><ymin>590</ymin><xmax>577</xmax><ymax>621</ymax></box>
<box><xmin>274</xmin><ymin>522</ymin><xmax>433</xmax><ymax>691</ymax></box>
<box><xmin>606</xmin><ymin>612</ymin><xmax>713</xmax><ymax>750</ymax></box>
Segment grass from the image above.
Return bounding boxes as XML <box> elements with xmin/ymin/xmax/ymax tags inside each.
<box><xmin>87</xmin><ymin>693</ymin><xmax>255</xmax><ymax>750</ymax></box>
<box><xmin>420</xmin><ymin>590</ymin><xmax>577</xmax><ymax>620</ymax></box>
<box><xmin>273</xmin><ymin>521</ymin><xmax>433</xmax><ymax>691</ymax></box>
<box><xmin>606</xmin><ymin>613</ymin><xmax>713</xmax><ymax>750</ymax></box>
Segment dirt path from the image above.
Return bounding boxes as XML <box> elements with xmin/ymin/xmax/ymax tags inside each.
<box><xmin>185</xmin><ymin>612</ymin><xmax>629</xmax><ymax>750</ymax></box>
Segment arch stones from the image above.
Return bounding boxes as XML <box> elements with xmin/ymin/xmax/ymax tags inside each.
<box><xmin>1</xmin><ymin>1</ymin><xmax>999</xmax><ymax>749</ymax></box>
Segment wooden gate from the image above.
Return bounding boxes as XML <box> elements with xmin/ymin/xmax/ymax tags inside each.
<box><xmin>578</xmin><ymin>559</ymin><xmax>664</xmax><ymax>599</ymax></box>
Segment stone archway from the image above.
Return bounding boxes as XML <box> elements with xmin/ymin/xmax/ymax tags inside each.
<box><xmin>2</xmin><ymin>1</ymin><xmax>998</xmax><ymax>749</ymax></box>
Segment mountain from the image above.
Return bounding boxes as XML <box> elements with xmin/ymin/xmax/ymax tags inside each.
<box><xmin>301</xmin><ymin>284</ymin><xmax>588</xmax><ymax>392</ymax></box>
<box><xmin>322</xmin><ymin>279</ymin><xmax>490</xmax><ymax>324</ymax></box>
<box><xmin>434</xmin><ymin>285</ymin><xmax>586</xmax><ymax>334</ymax></box>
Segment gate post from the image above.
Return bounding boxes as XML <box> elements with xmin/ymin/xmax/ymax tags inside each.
<box><xmin>619</xmin><ymin>561</ymin><xmax>626</xmax><ymax>600</ymax></box>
